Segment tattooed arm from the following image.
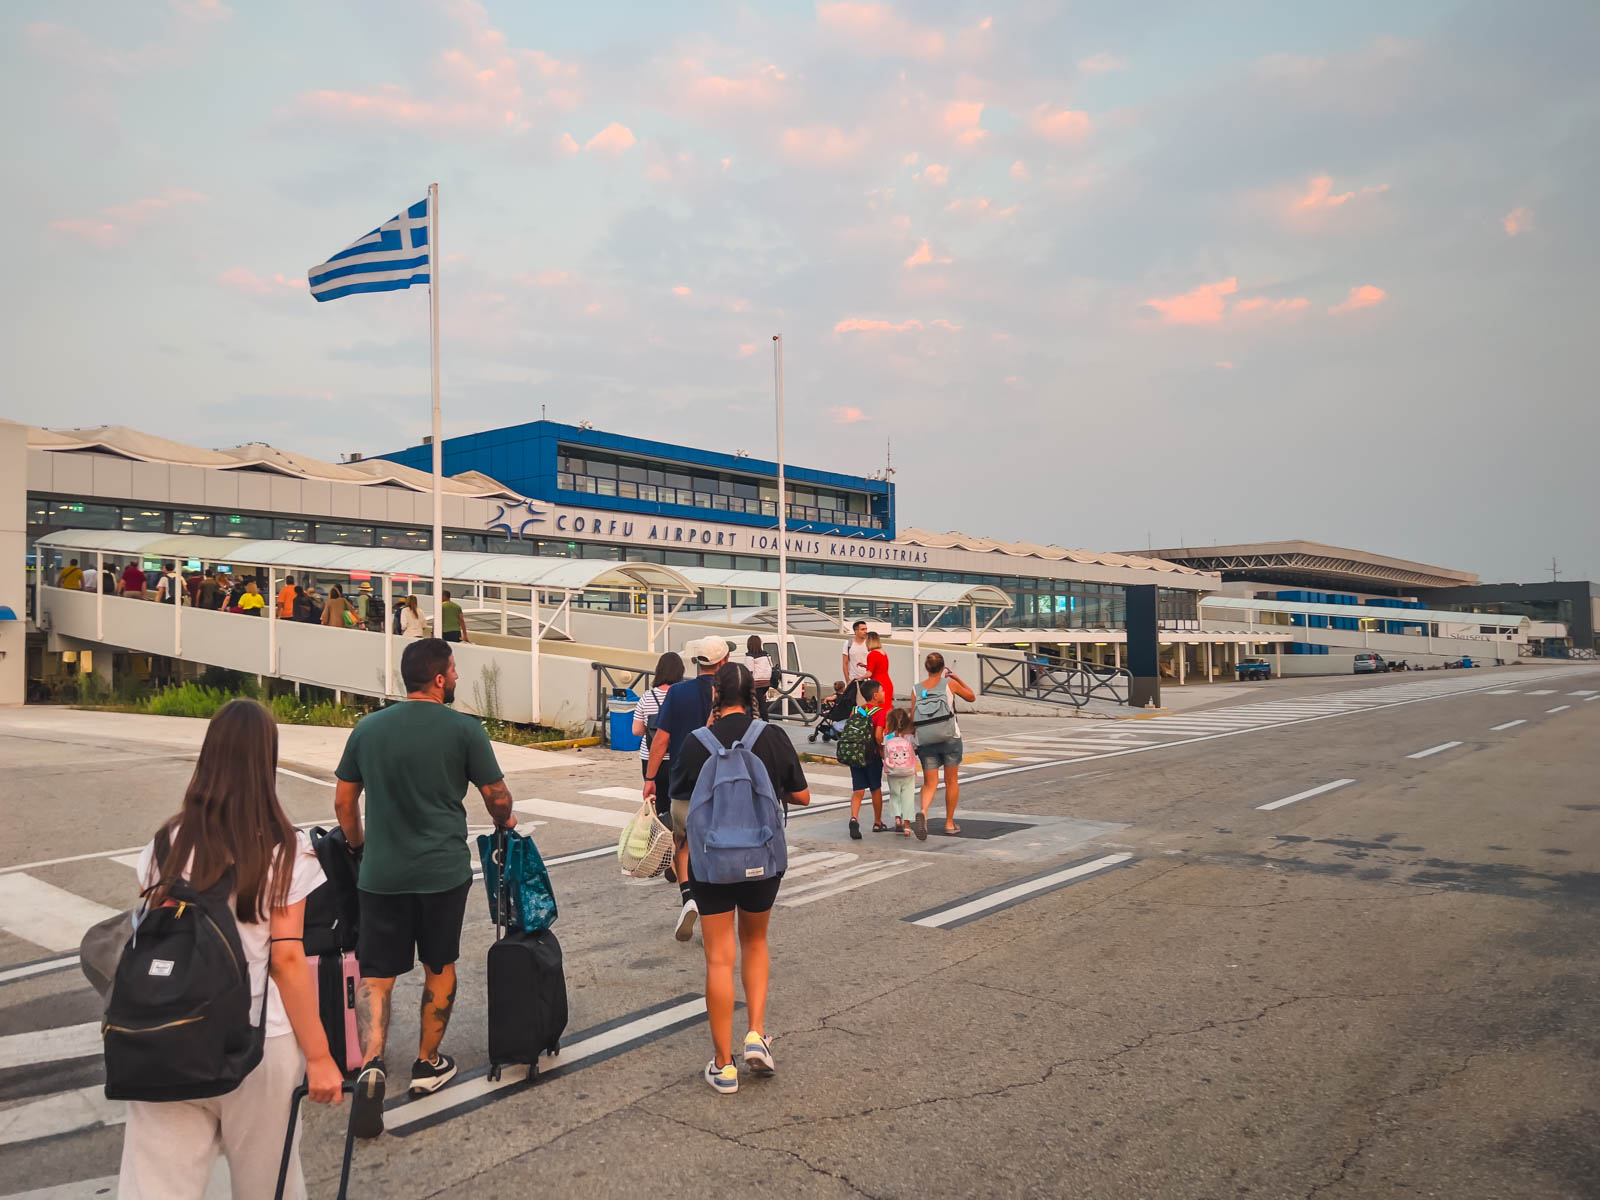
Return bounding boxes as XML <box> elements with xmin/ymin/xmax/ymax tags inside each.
<box><xmin>479</xmin><ymin>779</ymin><xmax>518</xmax><ymax>831</ymax></box>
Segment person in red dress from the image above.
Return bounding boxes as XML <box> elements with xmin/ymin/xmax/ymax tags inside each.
<box><xmin>865</xmin><ymin>632</ymin><xmax>893</xmax><ymax>710</ymax></box>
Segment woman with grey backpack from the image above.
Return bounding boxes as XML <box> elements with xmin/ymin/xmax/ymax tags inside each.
<box><xmin>670</xmin><ymin>662</ymin><xmax>811</xmax><ymax>1095</ymax></box>
<box><xmin>913</xmin><ymin>652</ymin><xmax>976</xmax><ymax>839</ymax></box>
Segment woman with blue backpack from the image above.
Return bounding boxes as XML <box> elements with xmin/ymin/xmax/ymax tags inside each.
<box><xmin>671</xmin><ymin>661</ymin><xmax>811</xmax><ymax>1095</ymax></box>
<box><xmin>114</xmin><ymin>699</ymin><xmax>343</xmax><ymax>1199</ymax></box>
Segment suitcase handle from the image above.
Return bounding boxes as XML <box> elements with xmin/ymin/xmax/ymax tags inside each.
<box><xmin>493</xmin><ymin>827</ymin><xmax>510</xmax><ymax>941</ymax></box>
<box><xmin>276</xmin><ymin>1079</ymin><xmax>359</xmax><ymax>1200</ymax></box>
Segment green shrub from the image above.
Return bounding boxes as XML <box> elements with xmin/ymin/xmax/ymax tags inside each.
<box><xmin>141</xmin><ymin>683</ymin><xmax>233</xmax><ymax>720</ymax></box>
<box><xmin>268</xmin><ymin>693</ymin><xmax>303</xmax><ymax>725</ymax></box>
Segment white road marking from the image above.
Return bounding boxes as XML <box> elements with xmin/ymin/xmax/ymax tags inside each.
<box><xmin>514</xmin><ymin>799</ymin><xmax>634</xmax><ymax>829</ymax></box>
<box><xmin>1526</xmin><ymin>689</ymin><xmax>1558</xmax><ymax>695</ymax></box>
<box><xmin>582</xmin><ymin>786</ymin><xmax>652</xmax><ymax>803</ymax></box>
<box><xmin>0</xmin><ymin>1085</ymin><xmax>123</xmax><ymax>1148</ymax></box>
<box><xmin>0</xmin><ymin>1021</ymin><xmax>101</xmax><ymax>1071</ymax></box>
<box><xmin>963</xmin><ymin>762</ymin><xmax>1005</xmax><ymax>771</ymax></box>
<box><xmin>1490</xmin><ymin>720</ymin><xmax>1526</xmax><ymax>731</ymax></box>
<box><xmin>1571</xmin><ymin>690</ymin><xmax>1598</xmax><ymax>696</ymax></box>
<box><xmin>783</xmin><ymin>851</ymin><xmax>859</xmax><ymax>880</ymax></box>
<box><xmin>779</xmin><ymin>859</ymin><xmax>928</xmax><ymax>907</ymax></box>
<box><xmin>384</xmin><ymin>997</ymin><xmax>706</xmax><ymax>1133</ymax></box>
<box><xmin>910</xmin><ymin>853</ymin><xmax>1134</xmax><ymax>929</ymax></box>
<box><xmin>1255</xmin><ymin>779</ymin><xmax>1356</xmax><ymax>811</ymax></box>
<box><xmin>277</xmin><ymin>766</ymin><xmax>335</xmax><ymax>787</ymax></box>
<box><xmin>1547</xmin><ymin>705</ymin><xmax>1571</xmax><ymax>713</ymax></box>
<box><xmin>1588</xmin><ymin>696</ymin><xmax>1600</xmax><ymax>703</ymax></box>
<box><xmin>111</xmin><ymin>853</ymin><xmax>143</xmax><ymax>872</ymax></box>
<box><xmin>0</xmin><ymin>875</ymin><xmax>118</xmax><ymax>952</ymax></box>
<box><xmin>0</xmin><ymin>1175</ymin><xmax>123</xmax><ymax>1199</ymax></box>
<box><xmin>0</xmin><ymin>956</ymin><xmax>81</xmax><ymax>986</ymax></box>
<box><xmin>1407</xmin><ymin>741</ymin><xmax>1463</xmax><ymax>760</ymax></box>
<box><xmin>1488</xmin><ymin>689</ymin><xmax>1521</xmax><ymax>695</ymax></box>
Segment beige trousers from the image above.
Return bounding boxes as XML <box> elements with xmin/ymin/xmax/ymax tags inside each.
<box><xmin>118</xmin><ymin>1033</ymin><xmax>308</xmax><ymax>1200</ymax></box>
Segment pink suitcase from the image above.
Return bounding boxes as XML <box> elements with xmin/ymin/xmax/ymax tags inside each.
<box><xmin>311</xmin><ymin>951</ymin><xmax>363</xmax><ymax>1075</ymax></box>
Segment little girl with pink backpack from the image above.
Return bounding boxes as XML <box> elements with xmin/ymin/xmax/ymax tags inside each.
<box><xmin>881</xmin><ymin>708</ymin><xmax>918</xmax><ymax>836</ymax></box>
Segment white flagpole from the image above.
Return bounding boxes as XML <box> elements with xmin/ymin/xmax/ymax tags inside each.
<box><xmin>772</xmin><ymin>335</ymin><xmax>788</xmax><ymax>679</ymax></box>
<box><xmin>428</xmin><ymin>182</ymin><xmax>444</xmax><ymax>634</ymax></box>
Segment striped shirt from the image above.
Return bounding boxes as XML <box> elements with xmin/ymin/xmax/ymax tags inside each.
<box><xmin>634</xmin><ymin>686</ymin><xmax>670</xmax><ymax>761</ymax></box>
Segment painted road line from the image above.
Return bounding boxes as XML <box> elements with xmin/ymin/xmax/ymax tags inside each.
<box><xmin>1255</xmin><ymin>779</ymin><xmax>1356</xmax><ymax>811</ymax></box>
<box><xmin>1547</xmin><ymin>705</ymin><xmax>1571</xmax><ymax>713</ymax></box>
<box><xmin>1588</xmin><ymin>696</ymin><xmax>1600</xmax><ymax>703</ymax></box>
<box><xmin>385</xmin><ymin>994</ymin><xmax>707</xmax><ymax>1136</ymax></box>
<box><xmin>783</xmin><ymin>851</ymin><xmax>859</xmax><ymax>880</ymax></box>
<box><xmin>0</xmin><ymin>875</ymin><xmax>118</xmax><ymax>953</ymax></box>
<box><xmin>1571</xmin><ymin>690</ymin><xmax>1598</xmax><ymax>696</ymax></box>
<box><xmin>514</xmin><ymin>799</ymin><xmax>634</xmax><ymax>829</ymax></box>
<box><xmin>905</xmin><ymin>853</ymin><xmax>1136</xmax><ymax>930</ymax></box>
<box><xmin>277</xmin><ymin>766</ymin><xmax>335</xmax><ymax>788</ymax></box>
<box><xmin>963</xmin><ymin>762</ymin><xmax>1006</xmax><ymax>771</ymax></box>
<box><xmin>1526</xmin><ymin>689</ymin><xmax>1558</xmax><ymax>695</ymax></box>
<box><xmin>1490</xmin><ymin>720</ymin><xmax>1527</xmax><ymax>731</ymax></box>
<box><xmin>1488</xmin><ymin>689</ymin><xmax>1521</xmax><ymax>695</ymax></box>
<box><xmin>779</xmin><ymin>859</ymin><xmax>929</xmax><ymax>907</ymax></box>
<box><xmin>0</xmin><ymin>1084</ymin><xmax>123</xmax><ymax>1148</ymax></box>
<box><xmin>0</xmin><ymin>954</ymin><xmax>81</xmax><ymax>987</ymax></box>
<box><xmin>0</xmin><ymin>1021</ymin><xmax>101</xmax><ymax>1071</ymax></box>
<box><xmin>1407</xmin><ymin>741</ymin><xmax>1464</xmax><ymax>760</ymax></box>
<box><xmin>582</xmin><ymin>786</ymin><xmax>657</xmax><ymax>803</ymax></box>
<box><xmin>0</xmin><ymin>1174</ymin><xmax>125</xmax><ymax>1199</ymax></box>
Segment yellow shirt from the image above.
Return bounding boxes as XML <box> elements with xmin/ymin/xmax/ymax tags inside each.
<box><xmin>240</xmin><ymin>592</ymin><xmax>265</xmax><ymax>612</ymax></box>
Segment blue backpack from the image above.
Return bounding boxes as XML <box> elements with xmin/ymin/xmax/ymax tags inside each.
<box><xmin>685</xmin><ymin>721</ymin><xmax>787</xmax><ymax>885</ymax></box>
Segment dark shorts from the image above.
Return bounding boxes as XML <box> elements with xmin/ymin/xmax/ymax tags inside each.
<box><xmin>688</xmin><ymin>870</ymin><xmax>783</xmax><ymax>916</ymax></box>
<box><xmin>849</xmin><ymin>758</ymin><xmax>884</xmax><ymax>792</ymax></box>
<box><xmin>357</xmin><ymin>880</ymin><xmax>473</xmax><ymax>977</ymax></box>
<box><xmin>442</xmin><ymin>631</ymin><xmax>463</xmax><ymax>643</ymax></box>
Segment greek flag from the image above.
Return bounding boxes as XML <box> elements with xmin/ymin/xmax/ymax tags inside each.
<box><xmin>307</xmin><ymin>197</ymin><xmax>430</xmax><ymax>302</ymax></box>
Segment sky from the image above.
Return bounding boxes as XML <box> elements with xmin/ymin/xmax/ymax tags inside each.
<box><xmin>5</xmin><ymin>0</ymin><xmax>1597</xmax><ymax>584</ymax></box>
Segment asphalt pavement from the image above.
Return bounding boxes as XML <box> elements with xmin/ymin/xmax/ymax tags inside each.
<box><xmin>2</xmin><ymin>662</ymin><xmax>1598</xmax><ymax>1198</ymax></box>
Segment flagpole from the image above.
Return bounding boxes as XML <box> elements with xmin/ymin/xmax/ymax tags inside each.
<box><xmin>428</xmin><ymin>182</ymin><xmax>443</xmax><ymax>635</ymax></box>
<box><xmin>772</xmin><ymin>335</ymin><xmax>788</xmax><ymax>682</ymax></box>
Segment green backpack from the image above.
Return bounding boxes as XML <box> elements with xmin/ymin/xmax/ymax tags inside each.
<box><xmin>835</xmin><ymin>706</ymin><xmax>876</xmax><ymax>768</ymax></box>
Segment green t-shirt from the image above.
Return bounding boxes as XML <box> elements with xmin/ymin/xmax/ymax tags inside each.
<box><xmin>440</xmin><ymin>600</ymin><xmax>463</xmax><ymax>634</ymax></box>
<box><xmin>335</xmin><ymin>701</ymin><xmax>504</xmax><ymax>894</ymax></box>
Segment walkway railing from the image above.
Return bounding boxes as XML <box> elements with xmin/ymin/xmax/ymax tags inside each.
<box><xmin>592</xmin><ymin>661</ymin><xmax>652</xmax><ymax>745</ymax></box>
<box><xmin>591</xmin><ymin>661</ymin><xmax>824</xmax><ymax>741</ymax></box>
<box><xmin>978</xmin><ymin>653</ymin><xmax>1130</xmax><ymax>708</ymax></box>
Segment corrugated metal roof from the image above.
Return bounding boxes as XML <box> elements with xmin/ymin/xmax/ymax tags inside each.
<box><xmin>1201</xmin><ymin>594</ymin><xmax>1528</xmax><ymax>629</ymax></box>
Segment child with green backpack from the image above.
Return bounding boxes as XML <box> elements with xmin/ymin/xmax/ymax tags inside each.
<box><xmin>837</xmin><ymin>679</ymin><xmax>887</xmax><ymax>839</ymax></box>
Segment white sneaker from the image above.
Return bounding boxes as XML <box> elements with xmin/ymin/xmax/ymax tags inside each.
<box><xmin>674</xmin><ymin>899</ymin><xmax>699</xmax><ymax>942</ymax></box>
<box><xmin>704</xmin><ymin>1058</ymin><xmax>739</xmax><ymax>1094</ymax></box>
<box><xmin>742</xmin><ymin>1031</ymin><xmax>775</xmax><ymax>1077</ymax></box>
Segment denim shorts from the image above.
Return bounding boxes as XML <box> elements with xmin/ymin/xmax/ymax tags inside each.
<box><xmin>849</xmin><ymin>758</ymin><xmax>884</xmax><ymax>792</ymax></box>
<box><xmin>917</xmin><ymin>738</ymin><xmax>964</xmax><ymax>769</ymax></box>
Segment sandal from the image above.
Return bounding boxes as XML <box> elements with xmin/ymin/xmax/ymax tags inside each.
<box><xmin>872</xmin><ymin>822</ymin><xmax>889</xmax><ymax>833</ymax></box>
<box><xmin>942</xmin><ymin>824</ymin><xmax>963</xmax><ymax>836</ymax></box>
<box><xmin>913</xmin><ymin>813</ymin><xmax>928</xmax><ymax>841</ymax></box>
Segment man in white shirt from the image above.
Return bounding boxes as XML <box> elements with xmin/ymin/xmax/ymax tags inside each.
<box><xmin>841</xmin><ymin>620</ymin><xmax>870</xmax><ymax>689</ymax></box>
<box><xmin>154</xmin><ymin>563</ymin><xmax>179</xmax><ymax>605</ymax></box>
<box><xmin>81</xmin><ymin>563</ymin><xmax>100</xmax><ymax>593</ymax></box>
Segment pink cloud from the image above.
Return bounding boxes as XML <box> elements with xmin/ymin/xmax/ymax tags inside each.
<box><xmin>1145</xmin><ymin>277</ymin><xmax>1238</xmax><ymax>325</ymax></box>
<box><xmin>779</xmin><ymin>125</ymin><xmax>868</xmax><ymax>165</ymax></box>
<box><xmin>1503</xmin><ymin>206</ymin><xmax>1533</xmax><ymax>236</ymax></box>
<box><xmin>585</xmin><ymin>122</ymin><xmax>635</xmax><ymax>154</ymax></box>
<box><xmin>218</xmin><ymin>267</ymin><xmax>302</xmax><ymax>295</ymax></box>
<box><xmin>835</xmin><ymin>317</ymin><xmax>922</xmax><ymax>334</ymax></box>
<box><xmin>829</xmin><ymin>406</ymin><xmax>867</xmax><ymax>423</ymax></box>
<box><xmin>903</xmin><ymin>239</ymin><xmax>952</xmax><ymax>268</ymax></box>
<box><xmin>677</xmin><ymin>60</ymin><xmax>786</xmax><ymax>108</ymax></box>
<box><xmin>49</xmin><ymin>187</ymin><xmax>206</xmax><ymax>246</ymax></box>
<box><xmin>1329</xmin><ymin>284</ymin><xmax>1387</xmax><ymax>314</ymax></box>
<box><xmin>816</xmin><ymin>3</ymin><xmax>945</xmax><ymax>59</ymax></box>
<box><xmin>556</xmin><ymin>132</ymin><xmax>580</xmax><ymax>155</ymax></box>
<box><xmin>1010</xmin><ymin>160</ymin><xmax>1029</xmax><ymax>182</ymax></box>
<box><xmin>516</xmin><ymin>269</ymin><xmax>572</xmax><ymax>287</ymax></box>
<box><xmin>1234</xmin><ymin>296</ymin><xmax>1309</xmax><ymax>316</ymax></box>
<box><xmin>1077</xmin><ymin>51</ymin><xmax>1126</xmax><ymax>73</ymax></box>
<box><xmin>171</xmin><ymin>0</ymin><xmax>232</xmax><ymax>20</ymax></box>
<box><xmin>942</xmin><ymin>101</ymin><xmax>987</xmax><ymax>146</ymax></box>
<box><xmin>291</xmin><ymin>3</ymin><xmax>577</xmax><ymax>135</ymax></box>
<box><xmin>1214</xmin><ymin>361</ymin><xmax>1234</xmax><ymax>370</ymax></box>
<box><xmin>1031</xmin><ymin>105</ymin><xmax>1090</xmax><ymax>143</ymax></box>
<box><xmin>929</xmin><ymin>318</ymin><xmax>962</xmax><ymax>330</ymax></box>
<box><xmin>946</xmin><ymin>196</ymin><xmax>1018</xmax><ymax>220</ymax></box>
<box><xmin>672</xmin><ymin>285</ymin><xmax>692</xmax><ymax>296</ymax></box>
<box><xmin>918</xmin><ymin>162</ymin><xmax>949</xmax><ymax>186</ymax></box>
<box><xmin>738</xmin><ymin>343</ymin><xmax>759</xmax><ymax>357</ymax></box>
<box><xmin>1293</xmin><ymin>174</ymin><xmax>1389</xmax><ymax>212</ymax></box>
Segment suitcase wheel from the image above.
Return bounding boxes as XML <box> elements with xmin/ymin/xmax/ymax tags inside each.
<box><xmin>487</xmin><ymin>1065</ymin><xmax>502</xmax><ymax>1083</ymax></box>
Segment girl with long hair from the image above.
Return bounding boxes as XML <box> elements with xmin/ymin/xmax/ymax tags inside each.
<box><xmin>399</xmin><ymin>594</ymin><xmax>427</xmax><ymax>638</ymax></box>
<box><xmin>118</xmin><ymin>699</ymin><xmax>342</xmax><ymax>1199</ymax></box>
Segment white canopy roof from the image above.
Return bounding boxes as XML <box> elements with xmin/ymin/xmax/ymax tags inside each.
<box><xmin>35</xmin><ymin>530</ymin><xmax>695</xmax><ymax>596</ymax></box>
<box><xmin>896</xmin><ymin>527</ymin><xmax>1202</xmax><ymax>575</ymax></box>
<box><xmin>679</xmin><ymin>567</ymin><xmax>1011</xmax><ymax>609</ymax></box>
<box><xmin>1201</xmin><ymin>594</ymin><xmax>1529</xmax><ymax>629</ymax></box>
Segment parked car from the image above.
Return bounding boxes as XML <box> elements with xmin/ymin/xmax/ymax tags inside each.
<box><xmin>1236</xmin><ymin>658</ymin><xmax>1272</xmax><ymax>681</ymax></box>
<box><xmin>1353</xmin><ymin>652</ymin><xmax>1388</xmax><ymax>674</ymax></box>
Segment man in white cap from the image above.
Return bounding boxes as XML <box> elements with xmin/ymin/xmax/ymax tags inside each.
<box><xmin>643</xmin><ymin>635</ymin><xmax>728</xmax><ymax>940</ymax></box>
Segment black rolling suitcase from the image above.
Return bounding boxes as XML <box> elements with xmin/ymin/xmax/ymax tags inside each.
<box><xmin>485</xmin><ymin>828</ymin><xmax>568</xmax><ymax>1082</ymax></box>
<box><xmin>275</xmin><ymin>1080</ymin><xmax>357</xmax><ymax>1200</ymax></box>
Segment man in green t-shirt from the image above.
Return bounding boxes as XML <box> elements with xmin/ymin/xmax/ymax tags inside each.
<box><xmin>439</xmin><ymin>590</ymin><xmax>469</xmax><ymax>644</ymax></box>
<box><xmin>334</xmin><ymin>638</ymin><xmax>514</xmax><ymax>1137</ymax></box>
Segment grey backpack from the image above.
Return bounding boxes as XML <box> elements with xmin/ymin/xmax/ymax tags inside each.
<box><xmin>685</xmin><ymin>722</ymin><xmax>787</xmax><ymax>885</ymax></box>
<box><xmin>913</xmin><ymin>680</ymin><xmax>957</xmax><ymax>744</ymax></box>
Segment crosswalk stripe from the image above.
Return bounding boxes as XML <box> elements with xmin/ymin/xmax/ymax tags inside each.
<box><xmin>582</xmin><ymin>786</ymin><xmax>651</xmax><ymax>803</ymax></box>
<box><xmin>1527</xmin><ymin>690</ymin><xmax>1558</xmax><ymax>695</ymax></box>
<box><xmin>0</xmin><ymin>1021</ymin><xmax>101</xmax><ymax>1071</ymax></box>
<box><xmin>518</xmin><ymin>798</ymin><xmax>635</xmax><ymax>828</ymax></box>
<box><xmin>1571</xmin><ymin>690</ymin><xmax>1598</xmax><ymax>696</ymax></box>
<box><xmin>0</xmin><ymin>1085</ymin><xmax>123</xmax><ymax>1148</ymax></box>
<box><xmin>0</xmin><ymin>875</ymin><xmax>118</xmax><ymax>953</ymax></box>
<box><xmin>907</xmin><ymin>853</ymin><xmax>1135</xmax><ymax>929</ymax></box>
<box><xmin>779</xmin><ymin>860</ymin><xmax>929</xmax><ymax>907</ymax></box>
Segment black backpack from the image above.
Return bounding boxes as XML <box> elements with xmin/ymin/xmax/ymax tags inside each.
<box><xmin>304</xmin><ymin>826</ymin><xmax>360</xmax><ymax>957</ymax></box>
<box><xmin>102</xmin><ymin>832</ymin><xmax>266</xmax><ymax>1102</ymax></box>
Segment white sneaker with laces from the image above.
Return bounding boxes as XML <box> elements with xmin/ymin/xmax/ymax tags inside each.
<box><xmin>704</xmin><ymin>1058</ymin><xmax>739</xmax><ymax>1094</ymax></box>
<box><xmin>674</xmin><ymin>899</ymin><xmax>699</xmax><ymax>942</ymax></box>
<box><xmin>742</xmin><ymin>1031</ymin><xmax>775</xmax><ymax>1077</ymax></box>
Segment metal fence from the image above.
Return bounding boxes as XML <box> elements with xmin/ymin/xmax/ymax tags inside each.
<box><xmin>591</xmin><ymin>661</ymin><xmax>824</xmax><ymax>745</ymax></box>
<box><xmin>978</xmin><ymin>653</ymin><xmax>1130</xmax><ymax>708</ymax></box>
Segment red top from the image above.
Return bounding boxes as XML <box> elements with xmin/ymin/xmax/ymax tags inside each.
<box><xmin>120</xmin><ymin>564</ymin><xmax>146</xmax><ymax>591</ymax></box>
<box><xmin>865</xmin><ymin>649</ymin><xmax>893</xmax><ymax>708</ymax></box>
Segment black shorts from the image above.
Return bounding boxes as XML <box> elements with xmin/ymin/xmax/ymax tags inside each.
<box><xmin>687</xmin><ymin>870</ymin><xmax>783</xmax><ymax>916</ymax></box>
<box><xmin>442</xmin><ymin>631</ymin><xmax>462</xmax><ymax>643</ymax></box>
<box><xmin>357</xmin><ymin>880</ymin><xmax>473</xmax><ymax>977</ymax></box>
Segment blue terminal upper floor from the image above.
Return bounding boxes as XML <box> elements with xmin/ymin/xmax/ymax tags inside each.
<box><xmin>374</xmin><ymin>420</ymin><xmax>894</xmax><ymax>540</ymax></box>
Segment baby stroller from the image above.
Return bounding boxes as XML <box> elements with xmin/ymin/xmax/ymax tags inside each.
<box><xmin>808</xmin><ymin>681</ymin><xmax>857</xmax><ymax>743</ymax></box>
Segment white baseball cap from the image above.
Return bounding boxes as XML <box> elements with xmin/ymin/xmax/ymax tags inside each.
<box><xmin>686</xmin><ymin>636</ymin><xmax>730</xmax><ymax>666</ymax></box>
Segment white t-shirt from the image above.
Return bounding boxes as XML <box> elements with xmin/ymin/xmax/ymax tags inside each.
<box><xmin>843</xmin><ymin>638</ymin><xmax>870</xmax><ymax>681</ymax></box>
<box><xmin>81</xmin><ymin>570</ymin><xmax>100</xmax><ymax>593</ymax></box>
<box><xmin>137</xmin><ymin>829</ymin><xmax>325</xmax><ymax>1038</ymax></box>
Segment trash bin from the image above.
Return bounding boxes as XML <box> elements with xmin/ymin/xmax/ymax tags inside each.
<box><xmin>608</xmin><ymin>697</ymin><xmax>641</xmax><ymax>752</ymax></box>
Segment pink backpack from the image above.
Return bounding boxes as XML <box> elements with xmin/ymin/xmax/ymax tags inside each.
<box><xmin>882</xmin><ymin>733</ymin><xmax>916</xmax><ymax>777</ymax></box>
